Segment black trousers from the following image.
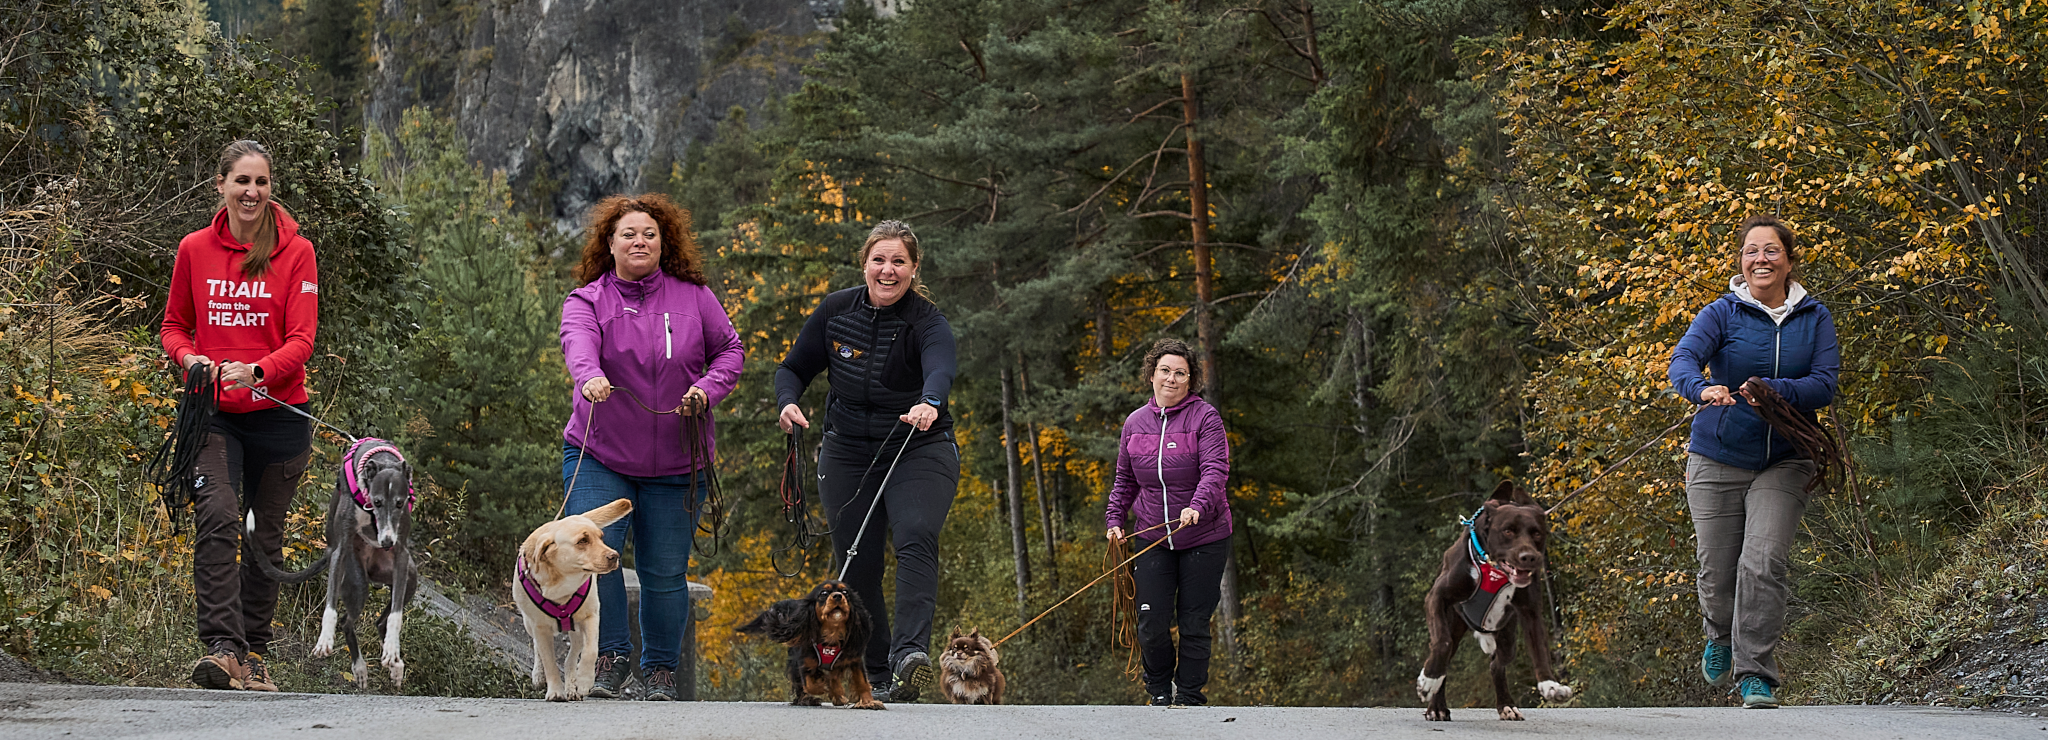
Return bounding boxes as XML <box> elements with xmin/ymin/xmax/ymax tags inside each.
<box><xmin>191</xmin><ymin>405</ymin><xmax>310</xmax><ymax>656</ymax></box>
<box><xmin>1133</xmin><ymin>536</ymin><xmax>1228</xmax><ymax>703</ymax></box>
<box><xmin>818</xmin><ymin>431</ymin><xmax>959</xmax><ymax>680</ymax></box>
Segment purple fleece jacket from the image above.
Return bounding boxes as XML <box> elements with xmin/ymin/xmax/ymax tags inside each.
<box><xmin>1105</xmin><ymin>394</ymin><xmax>1233</xmax><ymax>550</ymax></box>
<box><xmin>561</xmin><ymin>270</ymin><xmax>744</xmax><ymax>477</ymax></box>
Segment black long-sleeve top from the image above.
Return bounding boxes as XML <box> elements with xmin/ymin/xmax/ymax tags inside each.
<box><xmin>775</xmin><ymin>286</ymin><xmax>957</xmax><ymax>445</ymax></box>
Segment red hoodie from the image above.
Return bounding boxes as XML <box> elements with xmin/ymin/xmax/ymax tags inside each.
<box><xmin>160</xmin><ymin>204</ymin><xmax>320</xmax><ymax>413</ymax></box>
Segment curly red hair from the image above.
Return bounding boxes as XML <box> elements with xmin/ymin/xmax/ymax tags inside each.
<box><xmin>574</xmin><ymin>194</ymin><xmax>706</xmax><ymax>286</ymax></box>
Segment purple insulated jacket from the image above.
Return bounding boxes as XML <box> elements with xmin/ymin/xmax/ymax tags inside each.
<box><xmin>561</xmin><ymin>270</ymin><xmax>744</xmax><ymax>477</ymax></box>
<box><xmin>1105</xmin><ymin>394</ymin><xmax>1233</xmax><ymax>550</ymax></box>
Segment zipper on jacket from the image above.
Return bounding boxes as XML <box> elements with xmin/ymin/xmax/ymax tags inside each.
<box><xmin>1767</xmin><ymin>327</ymin><xmax>1782</xmax><ymax>461</ymax></box>
<box><xmin>1158</xmin><ymin>406</ymin><xmax>1174</xmax><ymax>549</ymax></box>
<box><xmin>664</xmin><ymin>313</ymin><xmax>672</xmax><ymax>360</ymax></box>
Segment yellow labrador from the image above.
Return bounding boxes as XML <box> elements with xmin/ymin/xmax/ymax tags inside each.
<box><xmin>514</xmin><ymin>499</ymin><xmax>631</xmax><ymax>701</ymax></box>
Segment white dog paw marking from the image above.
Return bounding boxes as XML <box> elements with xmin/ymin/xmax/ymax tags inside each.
<box><xmin>381</xmin><ymin>612</ymin><xmax>404</xmax><ymax>665</ymax></box>
<box><xmin>1416</xmin><ymin>670</ymin><xmax>1444</xmax><ymax>703</ymax></box>
<box><xmin>352</xmin><ymin>655</ymin><xmax>369</xmax><ymax>688</ymax></box>
<box><xmin>312</xmin><ymin>606</ymin><xmax>339</xmax><ymax>657</ymax></box>
<box><xmin>387</xmin><ymin>658</ymin><xmax>406</xmax><ymax>688</ymax></box>
<box><xmin>1475</xmin><ymin>632</ymin><xmax>1497</xmax><ymax>655</ymax></box>
<box><xmin>1538</xmin><ymin>680</ymin><xmax>1573</xmax><ymax>702</ymax></box>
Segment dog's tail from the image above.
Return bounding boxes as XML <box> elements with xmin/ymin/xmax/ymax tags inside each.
<box><xmin>244</xmin><ymin>510</ymin><xmax>332</xmax><ymax>584</ymax></box>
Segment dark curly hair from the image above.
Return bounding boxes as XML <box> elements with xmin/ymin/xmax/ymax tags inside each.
<box><xmin>574</xmin><ymin>193</ymin><xmax>706</xmax><ymax>286</ymax></box>
<box><xmin>1141</xmin><ymin>338</ymin><xmax>1203</xmax><ymax>395</ymax></box>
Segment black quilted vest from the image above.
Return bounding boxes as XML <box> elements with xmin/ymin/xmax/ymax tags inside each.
<box><xmin>820</xmin><ymin>287</ymin><xmax>953</xmax><ymax>444</ymax></box>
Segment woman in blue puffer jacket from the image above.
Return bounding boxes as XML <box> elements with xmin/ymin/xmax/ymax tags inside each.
<box><xmin>1667</xmin><ymin>214</ymin><xmax>1840</xmax><ymax>709</ymax></box>
<box><xmin>1105</xmin><ymin>338</ymin><xmax>1233</xmax><ymax>707</ymax></box>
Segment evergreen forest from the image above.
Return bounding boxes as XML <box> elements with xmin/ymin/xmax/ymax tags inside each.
<box><xmin>3</xmin><ymin>0</ymin><xmax>2046</xmax><ymax>709</ymax></box>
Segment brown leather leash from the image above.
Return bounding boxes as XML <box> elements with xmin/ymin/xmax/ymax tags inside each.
<box><xmin>988</xmin><ymin>520</ymin><xmax>1181</xmax><ymax>650</ymax></box>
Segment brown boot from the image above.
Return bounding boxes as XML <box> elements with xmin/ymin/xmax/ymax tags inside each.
<box><xmin>242</xmin><ymin>653</ymin><xmax>278</xmax><ymax>692</ymax></box>
<box><xmin>190</xmin><ymin>647</ymin><xmax>248</xmax><ymax>690</ymax></box>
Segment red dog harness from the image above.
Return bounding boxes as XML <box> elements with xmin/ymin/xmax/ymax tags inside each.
<box><xmin>1457</xmin><ymin>507</ymin><xmax>1514</xmax><ymax>634</ymax></box>
<box><xmin>344</xmin><ymin>437</ymin><xmax>416</xmax><ymax>512</ymax></box>
<box><xmin>517</xmin><ymin>556</ymin><xmax>592</xmax><ymax>632</ymax></box>
<box><xmin>816</xmin><ymin>643</ymin><xmax>843</xmax><ymax>667</ymax></box>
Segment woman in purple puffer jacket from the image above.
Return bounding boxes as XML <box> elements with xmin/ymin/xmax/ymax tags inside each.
<box><xmin>1105</xmin><ymin>338</ymin><xmax>1233</xmax><ymax>707</ymax></box>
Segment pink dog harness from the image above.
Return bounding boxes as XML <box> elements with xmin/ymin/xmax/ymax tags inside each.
<box><xmin>344</xmin><ymin>437</ymin><xmax>416</xmax><ymax>512</ymax></box>
<box><xmin>518</xmin><ymin>556</ymin><xmax>593</xmax><ymax>632</ymax></box>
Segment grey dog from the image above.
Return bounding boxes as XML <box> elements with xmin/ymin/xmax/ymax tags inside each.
<box><xmin>248</xmin><ymin>437</ymin><xmax>418</xmax><ymax>689</ymax></box>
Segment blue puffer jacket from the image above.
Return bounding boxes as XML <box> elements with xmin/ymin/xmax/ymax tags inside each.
<box><xmin>1667</xmin><ymin>288</ymin><xmax>1841</xmax><ymax>472</ymax></box>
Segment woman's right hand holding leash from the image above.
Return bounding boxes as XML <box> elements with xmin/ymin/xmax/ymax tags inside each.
<box><xmin>1105</xmin><ymin>526</ymin><xmax>1124</xmax><ymax>543</ymax></box>
<box><xmin>779</xmin><ymin>403</ymin><xmax>810</xmax><ymax>433</ymax></box>
<box><xmin>1700</xmin><ymin>385</ymin><xmax>1743</xmax><ymax>406</ymax></box>
<box><xmin>582</xmin><ymin>376</ymin><xmax>612</xmax><ymax>403</ymax></box>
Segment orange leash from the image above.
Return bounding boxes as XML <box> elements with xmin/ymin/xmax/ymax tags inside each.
<box><xmin>989</xmin><ymin>521</ymin><xmax>1179</xmax><ymax>650</ymax></box>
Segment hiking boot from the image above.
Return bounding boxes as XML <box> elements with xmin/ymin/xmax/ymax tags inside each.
<box><xmin>587</xmin><ymin>652</ymin><xmax>632</xmax><ymax>699</ymax></box>
<box><xmin>190</xmin><ymin>646</ymin><xmax>247</xmax><ymax>691</ymax></box>
<box><xmin>1701</xmin><ymin>640</ymin><xmax>1732</xmax><ymax>687</ymax></box>
<box><xmin>242</xmin><ymin>653</ymin><xmax>279</xmax><ymax>692</ymax></box>
<box><xmin>1174</xmin><ymin>690</ymin><xmax>1207</xmax><ymax>707</ymax></box>
<box><xmin>869</xmin><ymin>674</ymin><xmax>897</xmax><ymax>701</ymax></box>
<box><xmin>887</xmin><ymin>651</ymin><xmax>931</xmax><ymax>702</ymax></box>
<box><xmin>1738</xmin><ymin>675</ymin><xmax>1779</xmax><ymax>709</ymax></box>
<box><xmin>641</xmin><ymin>667</ymin><xmax>677</xmax><ymax>701</ymax></box>
<box><xmin>1148</xmin><ymin>692</ymin><xmax>1175</xmax><ymax>706</ymax></box>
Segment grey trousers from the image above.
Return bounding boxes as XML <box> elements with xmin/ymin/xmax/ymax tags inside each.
<box><xmin>1685</xmin><ymin>453</ymin><xmax>1815</xmax><ymax>687</ymax></box>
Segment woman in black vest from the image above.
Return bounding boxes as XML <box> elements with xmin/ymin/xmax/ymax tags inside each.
<box><xmin>775</xmin><ymin>220</ymin><xmax>959</xmax><ymax>702</ymax></box>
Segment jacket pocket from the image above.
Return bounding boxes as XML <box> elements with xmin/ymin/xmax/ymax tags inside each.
<box><xmin>1125</xmin><ymin>433</ymin><xmax>1160</xmax><ymax>458</ymax></box>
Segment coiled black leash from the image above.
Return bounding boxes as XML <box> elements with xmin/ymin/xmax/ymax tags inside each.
<box><xmin>144</xmin><ymin>363</ymin><xmax>218</xmax><ymax>532</ymax></box>
<box><xmin>769</xmin><ymin>427</ymin><xmax>831</xmax><ymax>578</ymax></box>
<box><xmin>679</xmin><ymin>409</ymin><xmax>726</xmax><ymax>557</ymax></box>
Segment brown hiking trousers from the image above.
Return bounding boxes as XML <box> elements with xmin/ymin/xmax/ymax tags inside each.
<box><xmin>191</xmin><ymin>406</ymin><xmax>311</xmax><ymax>656</ymax></box>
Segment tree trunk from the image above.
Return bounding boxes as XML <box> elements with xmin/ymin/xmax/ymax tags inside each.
<box><xmin>1182</xmin><ymin>56</ymin><xmax>1239</xmax><ymax>658</ymax></box>
<box><xmin>1001</xmin><ymin>365</ymin><xmax>1031</xmax><ymax>607</ymax></box>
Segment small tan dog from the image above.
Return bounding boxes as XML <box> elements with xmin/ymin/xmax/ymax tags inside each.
<box><xmin>514</xmin><ymin>499</ymin><xmax>631</xmax><ymax>701</ymax></box>
<box><xmin>938</xmin><ymin>628</ymin><xmax>1004</xmax><ymax>705</ymax></box>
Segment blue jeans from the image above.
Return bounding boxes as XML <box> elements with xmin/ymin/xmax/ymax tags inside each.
<box><xmin>561</xmin><ymin>444</ymin><xmax>707</xmax><ymax>671</ymax></box>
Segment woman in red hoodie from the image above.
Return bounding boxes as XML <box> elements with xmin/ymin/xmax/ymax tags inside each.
<box><xmin>160</xmin><ymin>140</ymin><xmax>320</xmax><ymax>693</ymax></box>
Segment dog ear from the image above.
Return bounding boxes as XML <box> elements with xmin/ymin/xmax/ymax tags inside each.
<box><xmin>583</xmin><ymin>498</ymin><xmax>633</xmax><ymax>528</ymax></box>
<box><xmin>533</xmin><ymin>538</ymin><xmax>556</xmax><ymax>571</ymax></box>
<box><xmin>1510</xmin><ymin>484</ymin><xmax>1535</xmax><ymax>507</ymax></box>
<box><xmin>1487</xmin><ymin>480</ymin><xmax>1517</xmax><ymax>504</ymax></box>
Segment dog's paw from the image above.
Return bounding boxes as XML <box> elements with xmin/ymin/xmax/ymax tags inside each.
<box><xmin>546</xmin><ymin>688</ymin><xmax>570</xmax><ymax>702</ymax></box>
<box><xmin>386</xmin><ymin>658</ymin><xmax>406</xmax><ymax>689</ymax></box>
<box><xmin>1424</xmin><ymin>708</ymin><xmax>1450</xmax><ymax>721</ymax></box>
<box><xmin>1415</xmin><ymin>670</ymin><xmax>1444</xmax><ymax>703</ymax></box>
<box><xmin>1497</xmin><ymin>705</ymin><xmax>1524</xmax><ymax>721</ymax></box>
<box><xmin>793</xmin><ymin>695</ymin><xmax>823</xmax><ymax>707</ymax></box>
<box><xmin>853</xmin><ymin>698</ymin><xmax>886</xmax><ymax>710</ymax></box>
<box><xmin>351</xmin><ymin>657</ymin><xmax>370</xmax><ymax>689</ymax></box>
<box><xmin>1537</xmin><ymin>680</ymin><xmax>1573</xmax><ymax>702</ymax></box>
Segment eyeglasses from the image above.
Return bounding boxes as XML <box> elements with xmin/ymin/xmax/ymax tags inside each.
<box><xmin>1742</xmin><ymin>246</ymin><xmax>1785</xmax><ymax>261</ymax></box>
<box><xmin>1154</xmin><ymin>367</ymin><xmax>1190</xmax><ymax>381</ymax></box>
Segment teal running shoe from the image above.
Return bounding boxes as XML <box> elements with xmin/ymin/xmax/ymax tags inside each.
<box><xmin>1738</xmin><ymin>675</ymin><xmax>1779</xmax><ymax>708</ymax></box>
<box><xmin>1701</xmin><ymin>641</ymin><xmax>1732</xmax><ymax>687</ymax></box>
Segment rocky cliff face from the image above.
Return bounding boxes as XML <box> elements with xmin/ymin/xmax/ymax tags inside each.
<box><xmin>368</xmin><ymin>0</ymin><xmax>832</xmax><ymax>231</ymax></box>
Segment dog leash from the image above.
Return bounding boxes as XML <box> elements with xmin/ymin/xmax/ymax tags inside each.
<box><xmin>837</xmin><ymin>420</ymin><xmax>916</xmax><ymax>581</ymax></box>
<box><xmin>990</xmin><ymin>520</ymin><xmax>1181</xmax><ymax>650</ymax></box>
<box><xmin>144</xmin><ymin>363</ymin><xmax>219</xmax><ymax>532</ymax></box>
<box><xmin>1543</xmin><ymin>403</ymin><xmax>1702</xmax><ymax>515</ymax></box>
<box><xmin>238</xmin><ymin>382</ymin><xmax>361</xmax><ymax>444</ymax></box>
<box><xmin>771</xmin><ymin>427</ymin><xmax>830</xmax><ymax>578</ymax></box>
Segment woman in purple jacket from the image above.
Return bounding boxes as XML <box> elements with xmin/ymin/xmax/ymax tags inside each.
<box><xmin>559</xmin><ymin>194</ymin><xmax>744</xmax><ymax>700</ymax></box>
<box><xmin>1105</xmin><ymin>338</ymin><xmax>1233</xmax><ymax>706</ymax></box>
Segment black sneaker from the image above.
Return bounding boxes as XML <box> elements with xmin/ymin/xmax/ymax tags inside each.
<box><xmin>1148</xmin><ymin>693</ymin><xmax>1174</xmax><ymax>706</ymax></box>
<box><xmin>869</xmin><ymin>674</ymin><xmax>897</xmax><ymax>701</ymax></box>
<box><xmin>888</xmin><ymin>651</ymin><xmax>932</xmax><ymax>702</ymax></box>
<box><xmin>588</xmin><ymin>652</ymin><xmax>631</xmax><ymax>699</ymax></box>
<box><xmin>642</xmin><ymin>667</ymin><xmax>677</xmax><ymax>701</ymax></box>
<box><xmin>1174</xmin><ymin>691</ymin><xmax>1207</xmax><ymax>707</ymax></box>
